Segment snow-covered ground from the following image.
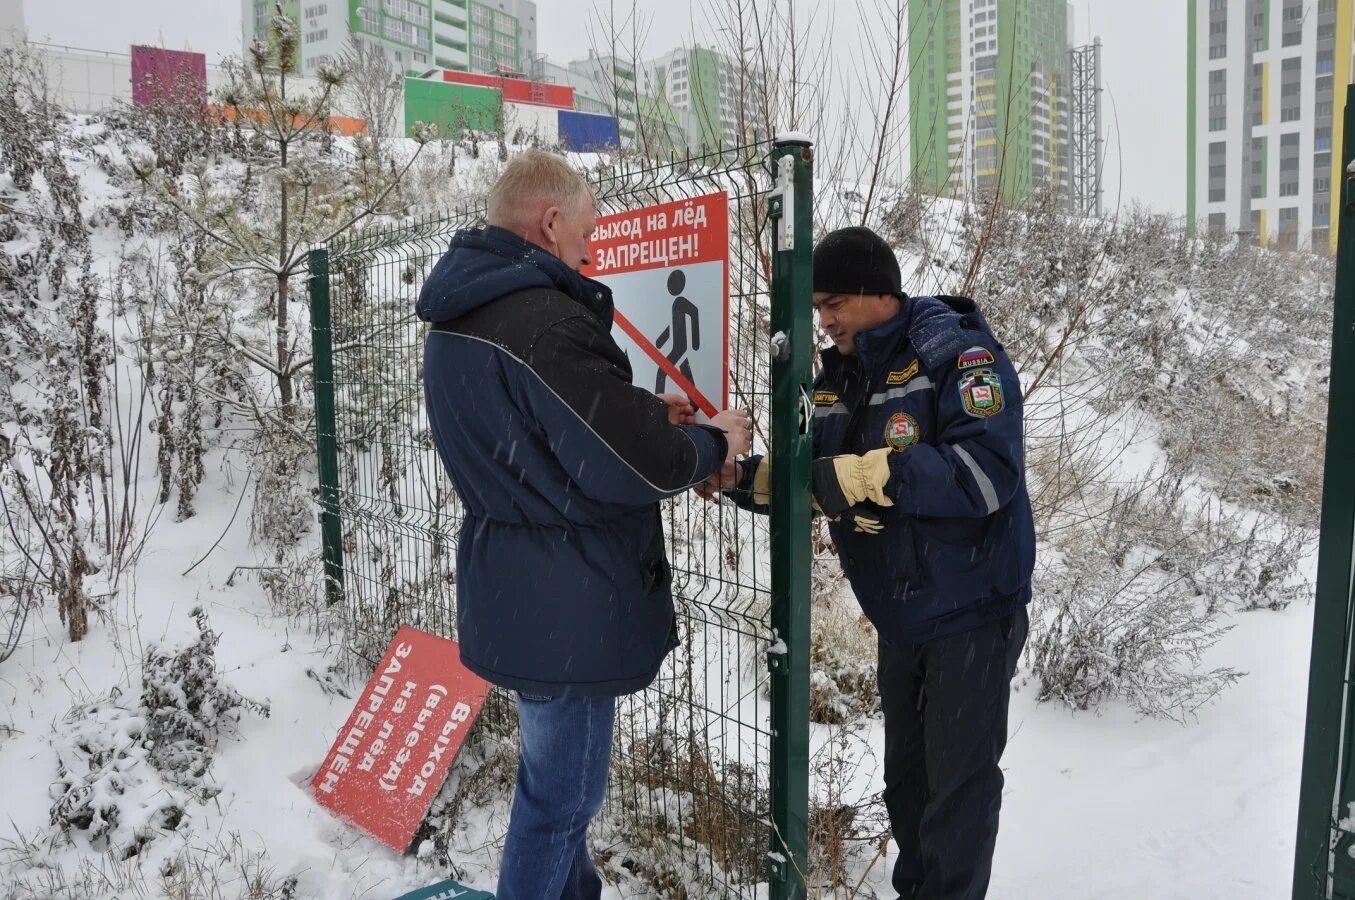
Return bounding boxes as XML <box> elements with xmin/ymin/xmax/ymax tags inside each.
<box><xmin>0</xmin><ymin>442</ymin><xmax>1316</xmax><ymax>898</ymax></box>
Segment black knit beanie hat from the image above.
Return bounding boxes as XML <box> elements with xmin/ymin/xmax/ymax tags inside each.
<box><xmin>812</xmin><ymin>226</ymin><xmax>906</xmax><ymax>298</ymax></box>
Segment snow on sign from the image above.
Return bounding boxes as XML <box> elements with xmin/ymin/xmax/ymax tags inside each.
<box><xmin>582</xmin><ymin>191</ymin><xmax>730</xmax><ymax>420</ymax></box>
<box><xmin>310</xmin><ymin>627</ymin><xmax>489</xmax><ymax>852</ymax></box>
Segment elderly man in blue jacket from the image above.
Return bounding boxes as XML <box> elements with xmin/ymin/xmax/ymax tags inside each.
<box><xmin>710</xmin><ymin>226</ymin><xmax>1033</xmax><ymax>899</ymax></box>
<box><xmin>416</xmin><ymin>149</ymin><xmax>751</xmax><ymax>900</ymax></box>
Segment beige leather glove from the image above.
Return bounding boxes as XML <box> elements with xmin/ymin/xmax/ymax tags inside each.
<box><xmin>812</xmin><ymin>448</ymin><xmax>896</xmax><ymax>517</ymax></box>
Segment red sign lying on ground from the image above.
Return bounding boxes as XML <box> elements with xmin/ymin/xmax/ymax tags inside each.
<box><xmin>311</xmin><ymin>627</ymin><xmax>490</xmax><ymax>852</ymax></box>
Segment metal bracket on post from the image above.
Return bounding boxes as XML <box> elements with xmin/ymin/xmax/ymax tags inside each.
<box><xmin>769</xmin><ymin>155</ymin><xmax>796</xmax><ymax>252</ymax></box>
<box><xmin>770</xmin><ymin>330</ymin><xmax>790</xmax><ymax>362</ymax></box>
<box><xmin>767</xmin><ymin>629</ymin><xmax>788</xmax><ymax>675</ymax></box>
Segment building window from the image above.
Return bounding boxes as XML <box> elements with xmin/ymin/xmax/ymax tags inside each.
<box><xmin>384</xmin><ymin>17</ymin><xmax>428</xmax><ymax>49</ymax></box>
<box><xmin>1280</xmin><ymin>56</ymin><xmax>1303</xmax><ymax>122</ymax></box>
<box><xmin>385</xmin><ymin>0</ymin><xmax>430</xmax><ymax>26</ymax></box>
<box><xmin>304</xmin><ymin>28</ymin><xmax>328</xmax><ymax>44</ymax></box>
<box><xmin>1282</xmin><ymin>0</ymin><xmax>1304</xmax><ymax>46</ymax></box>
<box><xmin>304</xmin><ymin>3</ymin><xmax>328</xmax><ymax>18</ymax></box>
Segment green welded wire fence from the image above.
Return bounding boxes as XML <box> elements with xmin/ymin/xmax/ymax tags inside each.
<box><xmin>309</xmin><ymin>140</ymin><xmax>807</xmax><ymax>897</ymax></box>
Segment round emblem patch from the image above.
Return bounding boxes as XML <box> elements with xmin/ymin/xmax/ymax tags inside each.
<box><xmin>884</xmin><ymin>412</ymin><xmax>920</xmax><ymax>451</ymax></box>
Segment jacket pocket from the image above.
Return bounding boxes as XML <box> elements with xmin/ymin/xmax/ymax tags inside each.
<box><xmin>640</xmin><ymin>513</ymin><xmax>672</xmax><ymax>594</ymax></box>
<box><xmin>913</xmin><ymin>516</ymin><xmax>990</xmax><ymax>587</ymax></box>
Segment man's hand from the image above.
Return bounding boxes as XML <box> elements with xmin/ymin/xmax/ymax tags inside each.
<box><xmin>709</xmin><ymin>408</ymin><xmax>752</xmax><ymax>461</ymax></box>
<box><xmin>811</xmin><ymin>448</ymin><xmax>895</xmax><ymax>519</ymax></box>
<box><xmin>695</xmin><ymin>460</ymin><xmax>738</xmax><ymax>500</ymax></box>
<box><xmin>657</xmin><ymin>392</ymin><xmax>696</xmax><ymax>425</ymax></box>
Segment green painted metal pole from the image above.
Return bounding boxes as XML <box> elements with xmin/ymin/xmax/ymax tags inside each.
<box><xmin>308</xmin><ymin>247</ymin><xmax>346</xmax><ymax>608</ymax></box>
<box><xmin>1293</xmin><ymin>84</ymin><xmax>1355</xmax><ymax>900</ymax></box>
<box><xmin>767</xmin><ymin>134</ymin><xmax>813</xmax><ymax>900</ymax></box>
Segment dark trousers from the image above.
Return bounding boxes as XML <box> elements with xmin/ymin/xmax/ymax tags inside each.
<box><xmin>878</xmin><ymin>606</ymin><xmax>1029</xmax><ymax>900</ymax></box>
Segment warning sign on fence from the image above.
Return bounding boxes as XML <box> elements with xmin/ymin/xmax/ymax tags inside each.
<box><xmin>582</xmin><ymin>191</ymin><xmax>730</xmax><ymax>420</ymax></box>
<box><xmin>311</xmin><ymin>627</ymin><xmax>490</xmax><ymax>852</ymax></box>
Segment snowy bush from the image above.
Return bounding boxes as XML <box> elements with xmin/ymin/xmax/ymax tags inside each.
<box><xmin>141</xmin><ymin>606</ymin><xmax>270</xmax><ymax>784</ymax></box>
<box><xmin>47</xmin><ymin>608</ymin><xmax>268</xmax><ymax>856</ymax></box>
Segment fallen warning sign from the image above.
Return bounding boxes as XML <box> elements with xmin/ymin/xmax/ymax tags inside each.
<box><xmin>582</xmin><ymin>191</ymin><xmax>729</xmax><ymax>419</ymax></box>
<box><xmin>311</xmin><ymin>627</ymin><xmax>490</xmax><ymax>852</ymax></box>
<box><xmin>393</xmin><ymin>878</ymin><xmax>494</xmax><ymax>900</ymax></box>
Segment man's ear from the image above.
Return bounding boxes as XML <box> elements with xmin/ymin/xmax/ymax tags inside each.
<box><xmin>540</xmin><ymin>205</ymin><xmax>561</xmax><ymax>246</ymax></box>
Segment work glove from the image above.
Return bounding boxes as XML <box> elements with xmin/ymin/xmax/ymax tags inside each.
<box><xmin>736</xmin><ymin>454</ymin><xmax>889</xmax><ymax>534</ymax></box>
<box><xmin>812</xmin><ymin>448</ymin><xmax>894</xmax><ymax>533</ymax></box>
<box><xmin>842</xmin><ymin>505</ymin><xmax>886</xmax><ymax>534</ymax></box>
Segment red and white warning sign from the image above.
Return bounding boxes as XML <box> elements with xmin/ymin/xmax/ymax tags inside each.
<box><xmin>310</xmin><ymin>627</ymin><xmax>490</xmax><ymax>852</ymax></box>
<box><xmin>582</xmin><ymin>191</ymin><xmax>730</xmax><ymax>419</ymax></box>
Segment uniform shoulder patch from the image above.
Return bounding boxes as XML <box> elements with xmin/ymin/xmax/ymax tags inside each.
<box><xmin>886</xmin><ymin>359</ymin><xmax>920</xmax><ymax>385</ymax></box>
<box><xmin>959</xmin><ymin>369</ymin><xmax>1004</xmax><ymax>418</ymax></box>
<box><xmin>813</xmin><ymin>390</ymin><xmax>839</xmax><ymax>405</ymax></box>
<box><xmin>957</xmin><ymin>346</ymin><xmax>996</xmax><ymax>370</ymax></box>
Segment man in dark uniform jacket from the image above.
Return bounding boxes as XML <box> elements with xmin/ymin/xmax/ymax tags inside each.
<box><xmin>710</xmin><ymin>226</ymin><xmax>1033</xmax><ymax>899</ymax></box>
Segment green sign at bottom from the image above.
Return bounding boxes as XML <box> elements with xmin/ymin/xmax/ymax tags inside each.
<box><xmin>393</xmin><ymin>879</ymin><xmax>494</xmax><ymax>900</ymax></box>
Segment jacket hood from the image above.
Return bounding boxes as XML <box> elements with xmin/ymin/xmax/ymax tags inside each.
<box><xmin>415</xmin><ymin>225</ymin><xmax>614</xmax><ymax>324</ymax></box>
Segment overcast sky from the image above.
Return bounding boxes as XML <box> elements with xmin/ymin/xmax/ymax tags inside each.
<box><xmin>23</xmin><ymin>0</ymin><xmax>1186</xmax><ymax>214</ymax></box>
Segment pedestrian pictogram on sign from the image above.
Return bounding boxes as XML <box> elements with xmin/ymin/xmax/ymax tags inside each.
<box><xmin>582</xmin><ymin>191</ymin><xmax>729</xmax><ymax>419</ymax></box>
<box><xmin>311</xmin><ymin>627</ymin><xmax>490</xmax><ymax>852</ymax></box>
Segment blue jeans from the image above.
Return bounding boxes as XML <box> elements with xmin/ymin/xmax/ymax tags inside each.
<box><xmin>496</xmin><ymin>692</ymin><xmax>616</xmax><ymax>900</ymax></box>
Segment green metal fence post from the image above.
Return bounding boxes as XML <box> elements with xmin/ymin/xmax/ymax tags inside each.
<box><xmin>308</xmin><ymin>247</ymin><xmax>346</xmax><ymax>608</ymax></box>
<box><xmin>1293</xmin><ymin>84</ymin><xmax>1355</xmax><ymax>900</ymax></box>
<box><xmin>767</xmin><ymin>134</ymin><xmax>814</xmax><ymax>900</ymax></box>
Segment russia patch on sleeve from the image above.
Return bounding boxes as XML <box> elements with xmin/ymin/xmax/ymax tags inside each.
<box><xmin>958</xmin><ymin>346</ymin><xmax>996</xmax><ymax>370</ymax></box>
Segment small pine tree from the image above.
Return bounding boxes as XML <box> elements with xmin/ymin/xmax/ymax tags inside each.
<box><xmin>131</xmin><ymin>2</ymin><xmax>430</xmax><ymax>424</ymax></box>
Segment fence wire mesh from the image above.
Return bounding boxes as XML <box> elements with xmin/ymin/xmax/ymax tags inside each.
<box><xmin>316</xmin><ymin>142</ymin><xmax>783</xmax><ymax>895</ymax></box>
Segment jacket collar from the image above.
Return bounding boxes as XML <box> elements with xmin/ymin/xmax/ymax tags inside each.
<box><xmin>415</xmin><ymin>225</ymin><xmax>615</xmax><ymax>325</ymax></box>
<box><xmin>819</xmin><ymin>301</ymin><xmax>914</xmax><ymax>390</ymax></box>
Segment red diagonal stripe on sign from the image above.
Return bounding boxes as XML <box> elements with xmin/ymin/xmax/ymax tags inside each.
<box><xmin>612</xmin><ymin>310</ymin><xmax>718</xmax><ymax>419</ymax></box>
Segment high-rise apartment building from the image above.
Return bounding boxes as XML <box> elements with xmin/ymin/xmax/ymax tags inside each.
<box><xmin>563</xmin><ymin>53</ymin><xmax>639</xmax><ymax>144</ymax></box>
<box><xmin>641</xmin><ymin>47</ymin><xmax>751</xmax><ymax>152</ymax></box>
<box><xmin>241</xmin><ymin>0</ymin><xmax>537</xmax><ymax>78</ymax></box>
<box><xmin>909</xmin><ymin>0</ymin><xmax>1075</xmax><ymax>206</ymax></box>
<box><xmin>1187</xmin><ymin>0</ymin><xmax>1348</xmax><ymax>254</ymax></box>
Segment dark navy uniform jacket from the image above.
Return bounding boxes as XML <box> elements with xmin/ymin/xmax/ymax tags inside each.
<box><xmin>741</xmin><ymin>295</ymin><xmax>1034</xmax><ymax>645</ymax></box>
<box><xmin>417</xmin><ymin>226</ymin><xmax>727</xmax><ymax>697</ymax></box>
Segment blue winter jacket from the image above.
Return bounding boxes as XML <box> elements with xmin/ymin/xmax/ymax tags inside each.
<box><xmin>417</xmin><ymin>226</ymin><xmax>728</xmax><ymax>696</ymax></box>
<box><xmin>736</xmin><ymin>295</ymin><xmax>1035</xmax><ymax>644</ymax></box>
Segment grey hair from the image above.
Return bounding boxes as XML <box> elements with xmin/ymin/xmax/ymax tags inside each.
<box><xmin>487</xmin><ymin>149</ymin><xmax>592</xmax><ymax>230</ymax></box>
